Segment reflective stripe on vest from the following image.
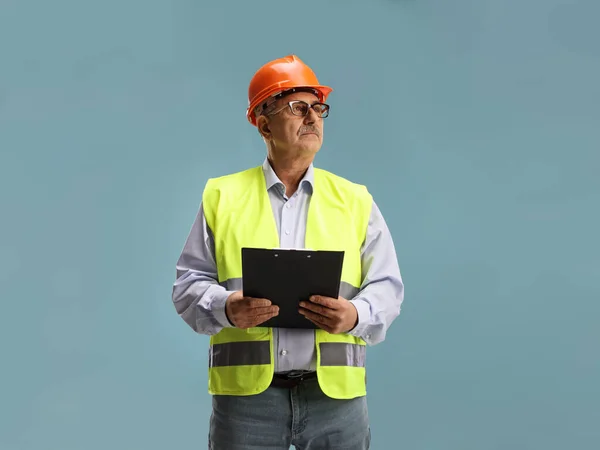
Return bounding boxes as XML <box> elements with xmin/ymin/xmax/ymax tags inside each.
<box><xmin>209</xmin><ymin>340</ymin><xmax>366</xmax><ymax>368</ymax></box>
<box><xmin>209</xmin><ymin>341</ymin><xmax>270</xmax><ymax>367</ymax></box>
<box><xmin>202</xmin><ymin>165</ymin><xmax>372</xmax><ymax>399</ymax></box>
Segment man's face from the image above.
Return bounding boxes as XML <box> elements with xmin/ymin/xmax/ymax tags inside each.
<box><xmin>259</xmin><ymin>91</ymin><xmax>325</xmax><ymax>159</ymax></box>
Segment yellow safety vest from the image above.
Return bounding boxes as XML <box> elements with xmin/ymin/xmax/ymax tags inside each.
<box><xmin>202</xmin><ymin>165</ymin><xmax>373</xmax><ymax>399</ymax></box>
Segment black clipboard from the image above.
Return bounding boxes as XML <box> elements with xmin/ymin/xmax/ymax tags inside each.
<box><xmin>241</xmin><ymin>247</ymin><xmax>344</xmax><ymax>329</ymax></box>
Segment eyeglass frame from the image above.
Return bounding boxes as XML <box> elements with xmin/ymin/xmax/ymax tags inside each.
<box><xmin>265</xmin><ymin>100</ymin><xmax>330</xmax><ymax>119</ymax></box>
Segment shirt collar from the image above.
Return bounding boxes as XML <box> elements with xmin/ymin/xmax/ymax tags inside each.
<box><xmin>262</xmin><ymin>157</ymin><xmax>314</xmax><ymax>194</ymax></box>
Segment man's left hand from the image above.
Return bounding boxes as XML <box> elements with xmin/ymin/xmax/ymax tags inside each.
<box><xmin>299</xmin><ymin>295</ymin><xmax>358</xmax><ymax>334</ymax></box>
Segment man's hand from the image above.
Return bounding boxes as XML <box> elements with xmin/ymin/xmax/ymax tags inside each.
<box><xmin>225</xmin><ymin>291</ymin><xmax>279</xmax><ymax>329</ymax></box>
<box><xmin>298</xmin><ymin>295</ymin><xmax>358</xmax><ymax>334</ymax></box>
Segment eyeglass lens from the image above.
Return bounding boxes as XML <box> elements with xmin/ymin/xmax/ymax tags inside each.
<box><xmin>290</xmin><ymin>101</ymin><xmax>329</xmax><ymax>118</ymax></box>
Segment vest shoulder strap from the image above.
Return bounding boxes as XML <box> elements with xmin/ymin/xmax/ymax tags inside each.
<box><xmin>202</xmin><ymin>166</ymin><xmax>263</xmax><ymax>230</ymax></box>
<box><xmin>313</xmin><ymin>167</ymin><xmax>374</xmax><ymax>238</ymax></box>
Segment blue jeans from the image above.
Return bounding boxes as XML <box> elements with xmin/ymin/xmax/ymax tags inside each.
<box><xmin>209</xmin><ymin>377</ymin><xmax>371</xmax><ymax>449</ymax></box>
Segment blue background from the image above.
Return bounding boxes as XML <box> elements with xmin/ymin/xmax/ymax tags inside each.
<box><xmin>1</xmin><ymin>0</ymin><xmax>599</xmax><ymax>449</ymax></box>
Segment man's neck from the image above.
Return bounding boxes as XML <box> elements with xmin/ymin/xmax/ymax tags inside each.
<box><xmin>268</xmin><ymin>155</ymin><xmax>313</xmax><ymax>198</ymax></box>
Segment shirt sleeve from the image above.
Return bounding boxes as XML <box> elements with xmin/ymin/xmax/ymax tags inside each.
<box><xmin>171</xmin><ymin>203</ymin><xmax>236</xmax><ymax>335</ymax></box>
<box><xmin>347</xmin><ymin>200</ymin><xmax>405</xmax><ymax>345</ymax></box>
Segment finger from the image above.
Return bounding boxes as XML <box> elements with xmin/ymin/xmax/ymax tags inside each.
<box><xmin>299</xmin><ymin>302</ymin><xmax>333</xmax><ymax>318</ymax></box>
<box><xmin>299</xmin><ymin>309</ymin><xmax>333</xmax><ymax>326</ymax></box>
<box><xmin>302</xmin><ymin>315</ymin><xmax>333</xmax><ymax>333</ymax></box>
<box><xmin>247</xmin><ymin>305</ymin><xmax>279</xmax><ymax>316</ymax></box>
<box><xmin>232</xmin><ymin>306</ymin><xmax>277</xmax><ymax>324</ymax></box>
<box><xmin>245</xmin><ymin>311</ymin><xmax>280</xmax><ymax>328</ymax></box>
<box><xmin>246</xmin><ymin>297</ymin><xmax>273</xmax><ymax>307</ymax></box>
<box><xmin>309</xmin><ymin>295</ymin><xmax>340</xmax><ymax>310</ymax></box>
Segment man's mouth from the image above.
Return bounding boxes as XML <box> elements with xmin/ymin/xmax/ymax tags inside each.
<box><xmin>300</xmin><ymin>129</ymin><xmax>319</xmax><ymax>136</ymax></box>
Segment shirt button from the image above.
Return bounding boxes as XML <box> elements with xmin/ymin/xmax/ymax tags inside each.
<box><xmin>285</xmin><ymin>230</ymin><xmax>290</xmax><ymax>235</ymax></box>
<box><xmin>281</xmin><ymin>350</ymin><xmax>287</xmax><ymax>356</ymax></box>
<box><xmin>285</xmin><ymin>203</ymin><xmax>291</xmax><ymax>209</ymax></box>
<box><xmin>366</xmin><ymin>334</ymin><xmax>371</xmax><ymax>339</ymax></box>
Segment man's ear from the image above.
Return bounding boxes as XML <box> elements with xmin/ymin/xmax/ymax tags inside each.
<box><xmin>257</xmin><ymin>116</ymin><xmax>271</xmax><ymax>139</ymax></box>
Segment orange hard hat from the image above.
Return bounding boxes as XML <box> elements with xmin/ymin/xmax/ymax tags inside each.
<box><xmin>246</xmin><ymin>54</ymin><xmax>333</xmax><ymax>126</ymax></box>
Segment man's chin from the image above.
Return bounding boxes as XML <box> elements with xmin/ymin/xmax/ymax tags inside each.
<box><xmin>306</xmin><ymin>146</ymin><xmax>322</xmax><ymax>156</ymax></box>
<box><xmin>298</xmin><ymin>136</ymin><xmax>322</xmax><ymax>150</ymax></box>
<box><xmin>293</xmin><ymin>145</ymin><xmax>321</xmax><ymax>157</ymax></box>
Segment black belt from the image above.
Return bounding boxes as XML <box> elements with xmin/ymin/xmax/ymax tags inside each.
<box><xmin>270</xmin><ymin>371</ymin><xmax>317</xmax><ymax>389</ymax></box>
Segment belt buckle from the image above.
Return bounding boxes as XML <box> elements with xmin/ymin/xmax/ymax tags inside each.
<box><xmin>285</xmin><ymin>370</ymin><xmax>312</xmax><ymax>382</ymax></box>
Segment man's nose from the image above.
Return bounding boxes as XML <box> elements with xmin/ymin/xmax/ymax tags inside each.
<box><xmin>303</xmin><ymin>108</ymin><xmax>318</xmax><ymax>125</ymax></box>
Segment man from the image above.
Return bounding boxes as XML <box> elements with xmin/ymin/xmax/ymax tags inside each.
<box><xmin>172</xmin><ymin>54</ymin><xmax>404</xmax><ymax>450</ymax></box>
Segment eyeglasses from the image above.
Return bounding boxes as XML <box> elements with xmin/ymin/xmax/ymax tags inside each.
<box><xmin>267</xmin><ymin>100</ymin><xmax>330</xmax><ymax>118</ymax></box>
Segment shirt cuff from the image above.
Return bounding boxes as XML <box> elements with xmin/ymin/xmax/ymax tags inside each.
<box><xmin>348</xmin><ymin>298</ymin><xmax>371</xmax><ymax>339</ymax></box>
<box><xmin>208</xmin><ymin>289</ymin><xmax>236</xmax><ymax>328</ymax></box>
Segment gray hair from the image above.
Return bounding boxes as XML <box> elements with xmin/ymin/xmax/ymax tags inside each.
<box><xmin>253</xmin><ymin>94</ymin><xmax>279</xmax><ymax>119</ymax></box>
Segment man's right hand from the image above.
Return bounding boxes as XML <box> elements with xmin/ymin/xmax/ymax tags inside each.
<box><xmin>225</xmin><ymin>291</ymin><xmax>279</xmax><ymax>329</ymax></box>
